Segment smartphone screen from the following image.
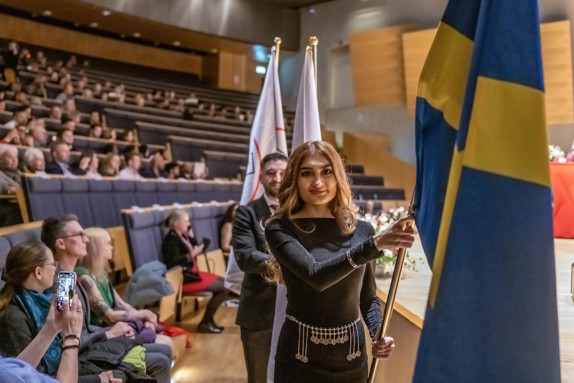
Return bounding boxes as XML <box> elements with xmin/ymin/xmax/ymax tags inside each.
<box><xmin>57</xmin><ymin>272</ymin><xmax>76</xmax><ymax>310</ymax></box>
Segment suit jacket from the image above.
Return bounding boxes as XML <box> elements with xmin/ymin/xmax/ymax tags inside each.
<box><xmin>45</xmin><ymin>161</ymin><xmax>86</xmax><ymax>176</ymax></box>
<box><xmin>232</xmin><ymin>195</ymin><xmax>277</xmax><ymax>330</ymax></box>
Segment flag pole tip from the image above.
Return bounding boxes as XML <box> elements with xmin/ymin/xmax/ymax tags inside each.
<box><xmin>274</xmin><ymin>37</ymin><xmax>282</xmax><ymax>44</ymax></box>
<box><xmin>309</xmin><ymin>36</ymin><xmax>318</xmax><ymax>46</ymax></box>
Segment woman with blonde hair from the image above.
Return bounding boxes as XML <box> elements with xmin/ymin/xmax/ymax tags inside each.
<box><xmin>265</xmin><ymin>141</ymin><xmax>416</xmax><ymax>382</ymax></box>
<box><xmin>76</xmin><ymin>227</ymin><xmax>172</xmax><ymax>347</ymax></box>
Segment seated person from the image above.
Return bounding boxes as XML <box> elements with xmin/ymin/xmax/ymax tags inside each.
<box><xmin>219</xmin><ymin>203</ymin><xmax>239</xmax><ymax>254</ymax></box>
<box><xmin>0</xmin><ymin>144</ymin><xmax>21</xmax><ymax>193</ymax></box>
<box><xmin>45</xmin><ymin>140</ymin><xmax>86</xmax><ymax>176</ymax></box>
<box><xmin>72</xmin><ymin>150</ymin><xmax>100</xmax><ymax>179</ymax></box>
<box><xmin>165</xmin><ymin>162</ymin><xmax>180</xmax><ymax>180</ymax></box>
<box><xmin>162</xmin><ymin>209</ymin><xmax>229</xmax><ymax>334</ymax></box>
<box><xmin>98</xmin><ymin>153</ymin><xmax>120</xmax><ymax>177</ymax></box>
<box><xmin>0</xmin><ymin>241</ymin><xmax>119</xmax><ymax>383</ymax></box>
<box><xmin>117</xmin><ymin>151</ymin><xmax>144</xmax><ymax>181</ymax></box>
<box><xmin>140</xmin><ymin>151</ymin><xmax>167</xmax><ymax>179</ymax></box>
<box><xmin>23</xmin><ymin>147</ymin><xmax>46</xmax><ymax>174</ymax></box>
<box><xmin>76</xmin><ymin>227</ymin><xmax>173</xmax><ymax>348</ymax></box>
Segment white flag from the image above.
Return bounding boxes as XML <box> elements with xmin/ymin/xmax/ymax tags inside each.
<box><xmin>269</xmin><ymin>44</ymin><xmax>322</xmax><ymax>383</ymax></box>
<box><xmin>290</xmin><ymin>45</ymin><xmax>322</xmax><ymax>153</ymax></box>
<box><xmin>224</xmin><ymin>47</ymin><xmax>287</xmax><ymax>294</ymax></box>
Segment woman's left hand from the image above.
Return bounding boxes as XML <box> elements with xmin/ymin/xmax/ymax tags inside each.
<box><xmin>372</xmin><ymin>335</ymin><xmax>395</xmax><ymax>359</ymax></box>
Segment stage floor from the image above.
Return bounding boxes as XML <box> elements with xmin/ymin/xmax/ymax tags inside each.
<box><xmin>377</xmin><ymin>237</ymin><xmax>574</xmax><ymax>382</ymax></box>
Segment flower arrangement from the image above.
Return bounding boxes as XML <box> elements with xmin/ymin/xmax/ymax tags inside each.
<box><xmin>360</xmin><ymin>207</ymin><xmax>422</xmax><ymax>277</ymax></box>
<box><xmin>549</xmin><ymin>145</ymin><xmax>566</xmax><ymax>162</ymax></box>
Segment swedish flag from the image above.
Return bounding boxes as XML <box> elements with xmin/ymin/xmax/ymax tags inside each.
<box><xmin>413</xmin><ymin>0</ymin><xmax>561</xmax><ymax>381</ymax></box>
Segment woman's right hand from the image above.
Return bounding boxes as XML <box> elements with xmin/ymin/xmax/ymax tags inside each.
<box><xmin>373</xmin><ymin>215</ymin><xmax>416</xmax><ymax>251</ymax></box>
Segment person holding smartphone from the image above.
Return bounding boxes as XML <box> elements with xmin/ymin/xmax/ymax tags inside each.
<box><xmin>162</xmin><ymin>209</ymin><xmax>229</xmax><ymax>333</ymax></box>
<box><xmin>0</xmin><ymin>241</ymin><xmax>120</xmax><ymax>383</ymax></box>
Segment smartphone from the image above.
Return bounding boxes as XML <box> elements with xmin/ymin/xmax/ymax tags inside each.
<box><xmin>57</xmin><ymin>272</ymin><xmax>76</xmax><ymax>311</ymax></box>
<box><xmin>202</xmin><ymin>237</ymin><xmax>211</xmax><ymax>251</ymax></box>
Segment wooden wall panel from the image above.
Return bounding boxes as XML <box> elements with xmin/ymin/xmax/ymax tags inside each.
<box><xmin>401</xmin><ymin>29</ymin><xmax>437</xmax><ymax>115</ymax></box>
<box><xmin>218</xmin><ymin>51</ymin><xmax>246</xmax><ymax>92</ymax></box>
<box><xmin>541</xmin><ymin>21</ymin><xmax>574</xmax><ymax>124</ymax></box>
<box><xmin>402</xmin><ymin>21</ymin><xmax>574</xmax><ymax>124</ymax></box>
<box><xmin>0</xmin><ymin>13</ymin><xmax>202</xmax><ymax>77</ymax></box>
<box><xmin>343</xmin><ymin>132</ymin><xmax>415</xmax><ymax>193</ymax></box>
<box><xmin>349</xmin><ymin>25</ymin><xmax>416</xmax><ymax>107</ymax></box>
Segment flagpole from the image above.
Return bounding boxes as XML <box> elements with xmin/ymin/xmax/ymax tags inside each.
<box><xmin>309</xmin><ymin>36</ymin><xmax>318</xmax><ymax>84</ymax></box>
<box><xmin>274</xmin><ymin>37</ymin><xmax>281</xmax><ymax>64</ymax></box>
<box><xmin>367</xmin><ymin>192</ymin><xmax>415</xmax><ymax>383</ymax></box>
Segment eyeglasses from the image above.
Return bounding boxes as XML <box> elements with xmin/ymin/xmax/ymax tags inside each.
<box><xmin>44</xmin><ymin>260</ymin><xmax>58</xmax><ymax>268</ymax></box>
<box><xmin>59</xmin><ymin>231</ymin><xmax>88</xmax><ymax>240</ymax></box>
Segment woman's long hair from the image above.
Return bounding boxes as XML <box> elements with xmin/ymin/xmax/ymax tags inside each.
<box><xmin>0</xmin><ymin>242</ymin><xmax>52</xmax><ymax>313</ymax></box>
<box><xmin>267</xmin><ymin>141</ymin><xmax>358</xmax><ymax>284</ymax></box>
<box><xmin>77</xmin><ymin>227</ymin><xmax>111</xmax><ymax>282</ymax></box>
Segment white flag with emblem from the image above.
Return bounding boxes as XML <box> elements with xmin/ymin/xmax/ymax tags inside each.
<box><xmin>225</xmin><ymin>46</ymin><xmax>287</xmax><ymax>294</ymax></box>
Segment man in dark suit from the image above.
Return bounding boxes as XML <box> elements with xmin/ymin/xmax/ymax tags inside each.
<box><xmin>45</xmin><ymin>140</ymin><xmax>86</xmax><ymax>176</ymax></box>
<box><xmin>232</xmin><ymin>152</ymin><xmax>288</xmax><ymax>383</ymax></box>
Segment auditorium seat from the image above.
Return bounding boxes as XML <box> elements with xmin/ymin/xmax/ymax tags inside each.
<box><xmin>0</xmin><ymin>222</ymin><xmax>43</xmax><ymax>289</ymax></box>
<box><xmin>88</xmin><ymin>179</ymin><xmax>119</xmax><ymax>227</ymax></box>
<box><xmin>195</xmin><ymin>181</ymin><xmax>215</xmax><ymax>202</ymax></box>
<box><xmin>157</xmin><ymin>181</ymin><xmax>179</xmax><ymax>205</ymax></box>
<box><xmin>203</xmin><ymin>150</ymin><xmax>247</xmax><ymax>180</ymax></box>
<box><xmin>167</xmin><ymin>135</ymin><xmax>249</xmax><ymax>162</ymax></box>
<box><xmin>61</xmin><ymin>178</ymin><xmax>94</xmax><ymax>227</ymax></box>
<box><xmin>22</xmin><ymin>176</ymin><xmax>65</xmax><ymax>221</ymax></box>
<box><xmin>136</xmin><ymin>181</ymin><xmax>159</xmax><ymax>207</ymax></box>
<box><xmin>176</xmin><ymin>181</ymin><xmax>197</xmax><ymax>204</ymax></box>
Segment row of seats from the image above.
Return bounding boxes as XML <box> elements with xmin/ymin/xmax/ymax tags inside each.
<box><xmin>21</xmin><ymin>175</ymin><xmax>242</xmax><ymax>228</ymax></box>
<box><xmin>121</xmin><ymin>201</ymin><xmax>231</xmax><ymax>272</ymax></box>
<box><xmin>0</xmin><ymin>222</ymin><xmax>43</xmax><ymax>289</ymax></box>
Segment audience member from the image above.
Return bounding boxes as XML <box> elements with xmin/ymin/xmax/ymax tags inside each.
<box><xmin>73</xmin><ymin>150</ymin><xmax>100</xmax><ymax>179</ymax></box>
<box><xmin>220</xmin><ymin>203</ymin><xmax>239</xmax><ymax>254</ymax></box>
<box><xmin>57</xmin><ymin>128</ymin><xmax>74</xmax><ymax>149</ymax></box>
<box><xmin>28</xmin><ymin>118</ymin><xmax>49</xmax><ymax>147</ymax></box>
<box><xmin>55</xmin><ymin>83</ymin><xmax>74</xmax><ymax>103</ymax></box>
<box><xmin>62</xmin><ymin>98</ymin><xmax>76</xmax><ymax>114</ymax></box>
<box><xmin>184</xmin><ymin>93</ymin><xmax>198</xmax><ymax>106</ymax></box>
<box><xmin>165</xmin><ymin>162</ymin><xmax>180</xmax><ymax>179</ymax></box>
<box><xmin>117</xmin><ymin>151</ymin><xmax>144</xmax><ymax>180</ymax></box>
<box><xmin>162</xmin><ymin>209</ymin><xmax>229</xmax><ymax>334</ymax></box>
<box><xmin>2</xmin><ymin>42</ymin><xmax>20</xmax><ymax>86</ymax></box>
<box><xmin>77</xmin><ymin>227</ymin><xmax>173</xmax><ymax>348</ymax></box>
<box><xmin>41</xmin><ymin>215</ymin><xmax>172</xmax><ymax>382</ymax></box>
<box><xmin>140</xmin><ymin>151</ymin><xmax>167</xmax><ymax>179</ymax></box>
<box><xmin>0</xmin><ymin>144</ymin><xmax>22</xmax><ymax>226</ymax></box>
<box><xmin>5</xmin><ymin>104</ymin><xmax>29</xmax><ymax>129</ymax></box>
<box><xmin>121</xmin><ymin>129</ymin><xmax>136</xmax><ymax>144</ymax></box>
<box><xmin>26</xmin><ymin>74</ymin><xmax>47</xmax><ymax>98</ymax></box>
<box><xmin>23</xmin><ymin>148</ymin><xmax>46</xmax><ymax>173</ymax></box>
<box><xmin>90</xmin><ymin>124</ymin><xmax>103</xmax><ymax>139</ymax></box>
<box><xmin>14</xmin><ymin>90</ymin><xmax>28</xmax><ymax>104</ymax></box>
<box><xmin>99</xmin><ymin>153</ymin><xmax>120</xmax><ymax>177</ymax></box>
<box><xmin>45</xmin><ymin>140</ymin><xmax>85</xmax><ymax>176</ymax></box>
<box><xmin>49</xmin><ymin>105</ymin><xmax>62</xmax><ymax>121</ymax></box>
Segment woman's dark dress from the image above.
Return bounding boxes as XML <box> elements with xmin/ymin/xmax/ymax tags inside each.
<box><xmin>265</xmin><ymin>218</ymin><xmax>384</xmax><ymax>383</ymax></box>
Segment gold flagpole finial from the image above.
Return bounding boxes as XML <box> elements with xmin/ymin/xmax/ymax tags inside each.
<box><xmin>274</xmin><ymin>37</ymin><xmax>282</xmax><ymax>63</ymax></box>
<box><xmin>309</xmin><ymin>36</ymin><xmax>318</xmax><ymax>46</ymax></box>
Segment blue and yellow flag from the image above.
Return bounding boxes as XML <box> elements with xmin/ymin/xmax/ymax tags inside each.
<box><xmin>413</xmin><ymin>0</ymin><xmax>561</xmax><ymax>381</ymax></box>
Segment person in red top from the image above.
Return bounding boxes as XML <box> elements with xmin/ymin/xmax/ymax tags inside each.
<box><xmin>162</xmin><ymin>209</ymin><xmax>229</xmax><ymax>333</ymax></box>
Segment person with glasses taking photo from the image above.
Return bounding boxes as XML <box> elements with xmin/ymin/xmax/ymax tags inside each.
<box><xmin>41</xmin><ymin>214</ymin><xmax>173</xmax><ymax>383</ymax></box>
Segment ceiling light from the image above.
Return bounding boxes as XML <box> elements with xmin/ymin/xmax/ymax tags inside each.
<box><xmin>210</xmin><ymin>48</ymin><xmax>219</xmax><ymax>53</ymax></box>
<box><xmin>90</xmin><ymin>22</ymin><xmax>98</xmax><ymax>28</ymax></box>
<box><xmin>173</xmin><ymin>41</ymin><xmax>181</xmax><ymax>46</ymax></box>
<box><xmin>102</xmin><ymin>9</ymin><xmax>112</xmax><ymax>16</ymax></box>
<box><xmin>133</xmin><ymin>32</ymin><xmax>141</xmax><ymax>38</ymax></box>
<box><xmin>42</xmin><ymin>10</ymin><xmax>52</xmax><ymax>17</ymax></box>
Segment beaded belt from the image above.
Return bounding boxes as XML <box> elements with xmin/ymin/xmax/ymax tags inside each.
<box><xmin>285</xmin><ymin>314</ymin><xmax>362</xmax><ymax>364</ymax></box>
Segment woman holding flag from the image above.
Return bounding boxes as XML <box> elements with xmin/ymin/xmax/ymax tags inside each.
<box><xmin>265</xmin><ymin>140</ymin><xmax>415</xmax><ymax>382</ymax></box>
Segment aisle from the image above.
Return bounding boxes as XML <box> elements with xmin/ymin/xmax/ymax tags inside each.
<box><xmin>171</xmin><ymin>302</ymin><xmax>246</xmax><ymax>383</ymax></box>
